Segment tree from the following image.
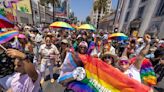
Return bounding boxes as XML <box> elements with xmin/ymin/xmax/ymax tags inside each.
<box><xmin>40</xmin><ymin>0</ymin><xmax>60</xmax><ymax>21</ymax></box>
<box><xmin>86</xmin><ymin>16</ymin><xmax>91</xmax><ymax>24</ymax></box>
<box><xmin>93</xmin><ymin>0</ymin><xmax>108</xmax><ymax>29</ymax></box>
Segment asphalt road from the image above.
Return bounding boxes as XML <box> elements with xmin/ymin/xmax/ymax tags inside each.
<box><xmin>41</xmin><ymin>67</ymin><xmax>65</xmax><ymax>92</ymax></box>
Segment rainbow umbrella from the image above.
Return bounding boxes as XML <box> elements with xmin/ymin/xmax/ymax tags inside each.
<box><xmin>0</xmin><ymin>14</ymin><xmax>14</xmax><ymax>28</ymax></box>
<box><xmin>50</xmin><ymin>21</ymin><xmax>74</xmax><ymax>30</ymax></box>
<box><xmin>71</xmin><ymin>24</ymin><xmax>78</xmax><ymax>29</ymax></box>
<box><xmin>108</xmin><ymin>33</ymin><xmax>128</xmax><ymax>40</ymax></box>
<box><xmin>78</xmin><ymin>24</ymin><xmax>96</xmax><ymax>31</ymax></box>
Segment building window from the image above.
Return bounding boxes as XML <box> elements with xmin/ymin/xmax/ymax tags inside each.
<box><xmin>125</xmin><ymin>11</ymin><xmax>130</xmax><ymax>22</ymax></box>
<box><xmin>128</xmin><ymin>0</ymin><xmax>134</xmax><ymax>8</ymax></box>
<box><xmin>141</xmin><ymin>0</ymin><xmax>148</xmax><ymax>2</ymax></box>
<box><xmin>137</xmin><ymin>6</ymin><xmax>145</xmax><ymax>18</ymax></box>
<box><xmin>156</xmin><ymin>0</ymin><xmax>164</xmax><ymax>16</ymax></box>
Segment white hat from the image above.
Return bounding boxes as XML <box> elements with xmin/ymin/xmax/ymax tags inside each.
<box><xmin>79</xmin><ymin>41</ymin><xmax>88</xmax><ymax>48</ymax></box>
<box><xmin>61</xmin><ymin>39</ymin><xmax>69</xmax><ymax>44</ymax></box>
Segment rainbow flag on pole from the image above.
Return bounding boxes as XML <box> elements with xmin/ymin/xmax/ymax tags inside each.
<box><xmin>0</xmin><ymin>30</ymin><xmax>19</xmax><ymax>44</ymax></box>
<box><xmin>58</xmin><ymin>53</ymin><xmax>151</xmax><ymax>92</ymax></box>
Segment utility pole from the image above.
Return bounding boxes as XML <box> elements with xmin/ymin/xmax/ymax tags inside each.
<box><xmin>113</xmin><ymin>0</ymin><xmax>120</xmax><ymax>32</ymax></box>
<box><xmin>30</xmin><ymin>0</ymin><xmax>34</xmax><ymax>25</ymax></box>
<box><xmin>53</xmin><ymin>0</ymin><xmax>55</xmax><ymax>21</ymax></box>
<box><xmin>38</xmin><ymin>1</ymin><xmax>41</xmax><ymax>24</ymax></box>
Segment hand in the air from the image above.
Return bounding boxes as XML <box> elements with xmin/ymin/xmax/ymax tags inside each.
<box><xmin>144</xmin><ymin>34</ymin><xmax>151</xmax><ymax>44</ymax></box>
<box><xmin>6</xmin><ymin>49</ymin><xmax>26</xmax><ymax>59</ymax></box>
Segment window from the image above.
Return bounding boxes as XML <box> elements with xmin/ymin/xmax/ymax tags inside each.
<box><xmin>137</xmin><ymin>6</ymin><xmax>145</xmax><ymax>18</ymax></box>
<box><xmin>125</xmin><ymin>11</ymin><xmax>130</xmax><ymax>22</ymax></box>
<box><xmin>156</xmin><ymin>0</ymin><xmax>164</xmax><ymax>16</ymax></box>
<box><xmin>141</xmin><ymin>0</ymin><xmax>148</xmax><ymax>2</ymax></box>
<box><xmin>128</xmin><ymin>0</ymin><xmax>134</xmax><ymax>8</ymax></box>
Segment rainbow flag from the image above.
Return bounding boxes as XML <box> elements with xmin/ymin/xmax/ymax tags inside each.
<box><xmin>87</xmin><ymin>41</ymin><xmax>95</xmax><ymax>55</ymax></box>
<box><xmin>58</xmin><ymin>53</ymin><xmax>151</xmax><ymax>92</ymax></box>
<box><xmin>0</xmin><ymin>31</ymin><xmax>19</xmax><ymax>44</ymax></box>
<box><xmin>131</xmin><ymin>57</ymin><xmax>157</xmax><ymax>86</ymax></box>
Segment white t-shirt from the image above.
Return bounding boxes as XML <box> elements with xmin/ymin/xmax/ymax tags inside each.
<box><xmin>109</xmin><ymin>46</ymin><xmax>116</xmax><ymax>55</ymax></box>
<box><xmin>34</xmin><ymin>34</ymin><xmax>43</xmax><ymax>43</ymax></box>
<box><xmin>124</xmin><ymin>65</ymin><xmax>141</xmax><ymax>82</ymax></box>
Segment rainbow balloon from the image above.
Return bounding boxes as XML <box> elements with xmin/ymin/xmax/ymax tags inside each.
<box><xmin>0</xmin><ymin>30</ymin><xmax>19</xmax><ymax>44</ymax></box>
<box><xmin>58</xmin><ymin>53</ymin><xmax>151</xmax><ymax>92</ymax></box>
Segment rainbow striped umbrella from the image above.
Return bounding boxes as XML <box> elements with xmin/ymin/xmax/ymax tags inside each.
<box><xmin>78</xmin><ymin>24</ymin><xmax>96</xmax><ymax>31</ymax></box>
<box><xmin>50</xmin><ymin>21</ymin><xmax>74</xmax><ymax>30</ymax></box>
<box><xmin>108</xmin><ymin>33</ymin><xmax>128</xmax><ymax>40</ymax></box>
<box><xmin>0</xmin><ymin>14</ymin><xmax>14</xmax><ymax>28</ymax></box>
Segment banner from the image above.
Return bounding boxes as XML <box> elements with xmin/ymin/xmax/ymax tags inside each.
<box><xmin>0</xmin><ymin>0</ymin><xmax>19</xmax><ymax>22</ymax></box>
<box><xmin>17</xmin><ymin>0</ymin><xmax>32</xmax><ymax>14</ymax></box>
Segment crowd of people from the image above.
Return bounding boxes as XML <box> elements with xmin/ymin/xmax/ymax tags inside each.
<box><xmin>0</xmin><ymin>23</ymin><xmax>164</xmax><ymax>92</ymax></box>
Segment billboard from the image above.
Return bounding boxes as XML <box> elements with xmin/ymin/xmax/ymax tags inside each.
<box><xmin>17</xmin><ymin>0</ymin><xmax>32</xmax><ymax>14</ymax></box>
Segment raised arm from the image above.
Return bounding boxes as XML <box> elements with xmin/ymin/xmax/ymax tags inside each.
<box><xmin>134</xmin><ymin>34</ymin><xmax>151</xmax><ymax>69</ymax></box>
<box><xmin>6</xmin><ymin>49</ymin><xmax>38</xmax><ymax>82</ymax></box>
<box><xmin>121</xmin><ymin>46</ymin><xmax>128</xmax><ymax>57</ymax></box>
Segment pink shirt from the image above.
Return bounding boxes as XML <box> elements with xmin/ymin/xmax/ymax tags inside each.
<box><xmin>11</xmin><ymin>71</ymin><xmax>41</xmax><ymax>92</ymax></box>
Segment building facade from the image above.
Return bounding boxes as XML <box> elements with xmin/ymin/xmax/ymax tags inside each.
<box><xmin>99</xmin><ymin>11</ymin><xmax>115</xmax><ymax>32</ymax></box>
<box><xmin>116</xmin><ymin>0</ymin><xmax>164</xmax><ymax>38</ymax></box>
<box><xmin>90</xmin><ymin>0</ymin><xmax>112</xmax><ymax>27</ymax></box>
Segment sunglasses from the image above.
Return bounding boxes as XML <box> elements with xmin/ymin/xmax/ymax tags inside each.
<box><xmin>80</xmin><ymin>46</ymin><xmax>87</xmax><ymax>49</ymax></box>
<box><xmin>104</xmin><ymin>56</ymin><xmax>111</xmax><ymax>59</ymax></box>
<box><xmin>119</xmin><ymin>60</ymin><xmax>129</xmax><ymax>65</ymax></box>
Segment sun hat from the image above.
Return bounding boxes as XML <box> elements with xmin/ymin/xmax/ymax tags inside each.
<box><xmin>101</xmin><ymin>52</ymin><xmax>118</xmax><ymax>62</ymax></box>
<box><xmin>61</xmin><ymin>39</ymin><xmax>69</xmax><ymax>44</ymax></box>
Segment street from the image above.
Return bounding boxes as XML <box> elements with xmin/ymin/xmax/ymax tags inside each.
<box><xmin>41</xmin><ymin>67</ymin><xmax>65</xmax><ymax>92</ymax></box>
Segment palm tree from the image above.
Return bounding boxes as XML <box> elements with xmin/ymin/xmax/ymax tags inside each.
<box><xmin>93</xmin><ymin>0</ymin><xmax>108</xmax><ymax>29</ymax></box>
<box><xmin>40</xmin><ymin>0</ymin><xmax>60</xmax><ymax>21</ymax></box>
<box><xmin>86</xmin><ymin>16</ymin><xmax>91</xmax><ymax>24</ymax></box>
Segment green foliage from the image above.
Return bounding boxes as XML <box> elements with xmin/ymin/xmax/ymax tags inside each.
<box><xmin>93</xmin><ymin>0</ymin><xmax>108</xmax><ymax>13</ymax></box>
<box><xmin>0</xmin><ymin>8</ymin><xmax>5</xmax><ymax>16</ymax></box>
<box><xmin>86</xmin><ymin>16</ymin><xmax>91</xmax><ymax>23</ymax></box>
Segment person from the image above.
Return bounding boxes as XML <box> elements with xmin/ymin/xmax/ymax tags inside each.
<box><xmin>117</xmin><ymin>34</ymin><xmax>152</xmax><ymax>83</ymax></box>
<box><xmin>59</xmin><ymin>39</ymin><xmax>70</xmax><ymax>64</ymax></box>
<box><xmin>73</xmin><ymin>35</ymin><xmax>83</xmax><ymax>51</ymax></box>
<box><xmin>38</xmin><ymin>35</ymin><xmax>60</xmax><ymax>84</ymax></box>
<box><xmin>102</xmin><ymin>40</ymin><xmax>116</xmax><ymax>55</ymax></box>
<box><xmin>6</xmin><ymin>49</ymin><xmax>41</xmax><ymax>92</ymax></box>
<box><xmin>90</xmin><ymin>35</ymin><xmax>102</xmax><ymax>57</ymax></box>
<box><xmin>153</xmin><ymin>47</ymin><xmax>164</xmax><ymax>83</ymax></box>
<box><xmin>61</xmin><ymin>41</ymin><xmax>88</xmax><ymax>92</ymax></box>
<box><xmin>78</xmin><ymin>41</ymin><xmax>88</xmax><ymax>55</ymax></box>
<box><xmin>0</xmin><ymin>44</ymin><xmax>15</xmax><ymax>91</ymax></box>
<box><xmin>100</xmin><ymin>52</ymin><xmax>117</xmax><ymax>67</ymax></box>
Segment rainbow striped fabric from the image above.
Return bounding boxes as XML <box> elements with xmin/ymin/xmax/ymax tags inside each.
<box><xmin>87</xmin><ymin>41</ymin><xmax>96</xmax><ymax>55</ymax></box>
<box><xmin>0</xmin><ymin>30</ymin><xmax>18</xmax><ymax>44</ymax></box>
<box><xmin>131</xmin><ymin>57</ymin><xmax>157</xmax><ymax>86</ymax></box>
<box><xmin>58</xmin><ymin>53</ymin><xmax>151</xmax><ymax>92</ymax></box>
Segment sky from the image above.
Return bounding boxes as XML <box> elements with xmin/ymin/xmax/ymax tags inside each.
<box><xmin>70</xmin><ymin>0</ymin><xmax>118</xmax><ymax>21</ymax></box>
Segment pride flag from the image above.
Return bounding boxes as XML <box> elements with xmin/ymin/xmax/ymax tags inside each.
<box><xmin>0</xmin><ymin>30</ymin><xmax>19</xmax><ymax>44</ymax></box>
<box><xmin>58</xmin><ymin>53</ymin><xmax>151</xmax><ymax>92</ymax></box>
<box><xmin>130</xmin><ymin>57</ymin><xmax>157</xmax><ymax>86</ymax></box>
<box><xmin>87</xmin><ymin>41</ymin><xmax>95</xmax><ymax>55</ymax></box>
